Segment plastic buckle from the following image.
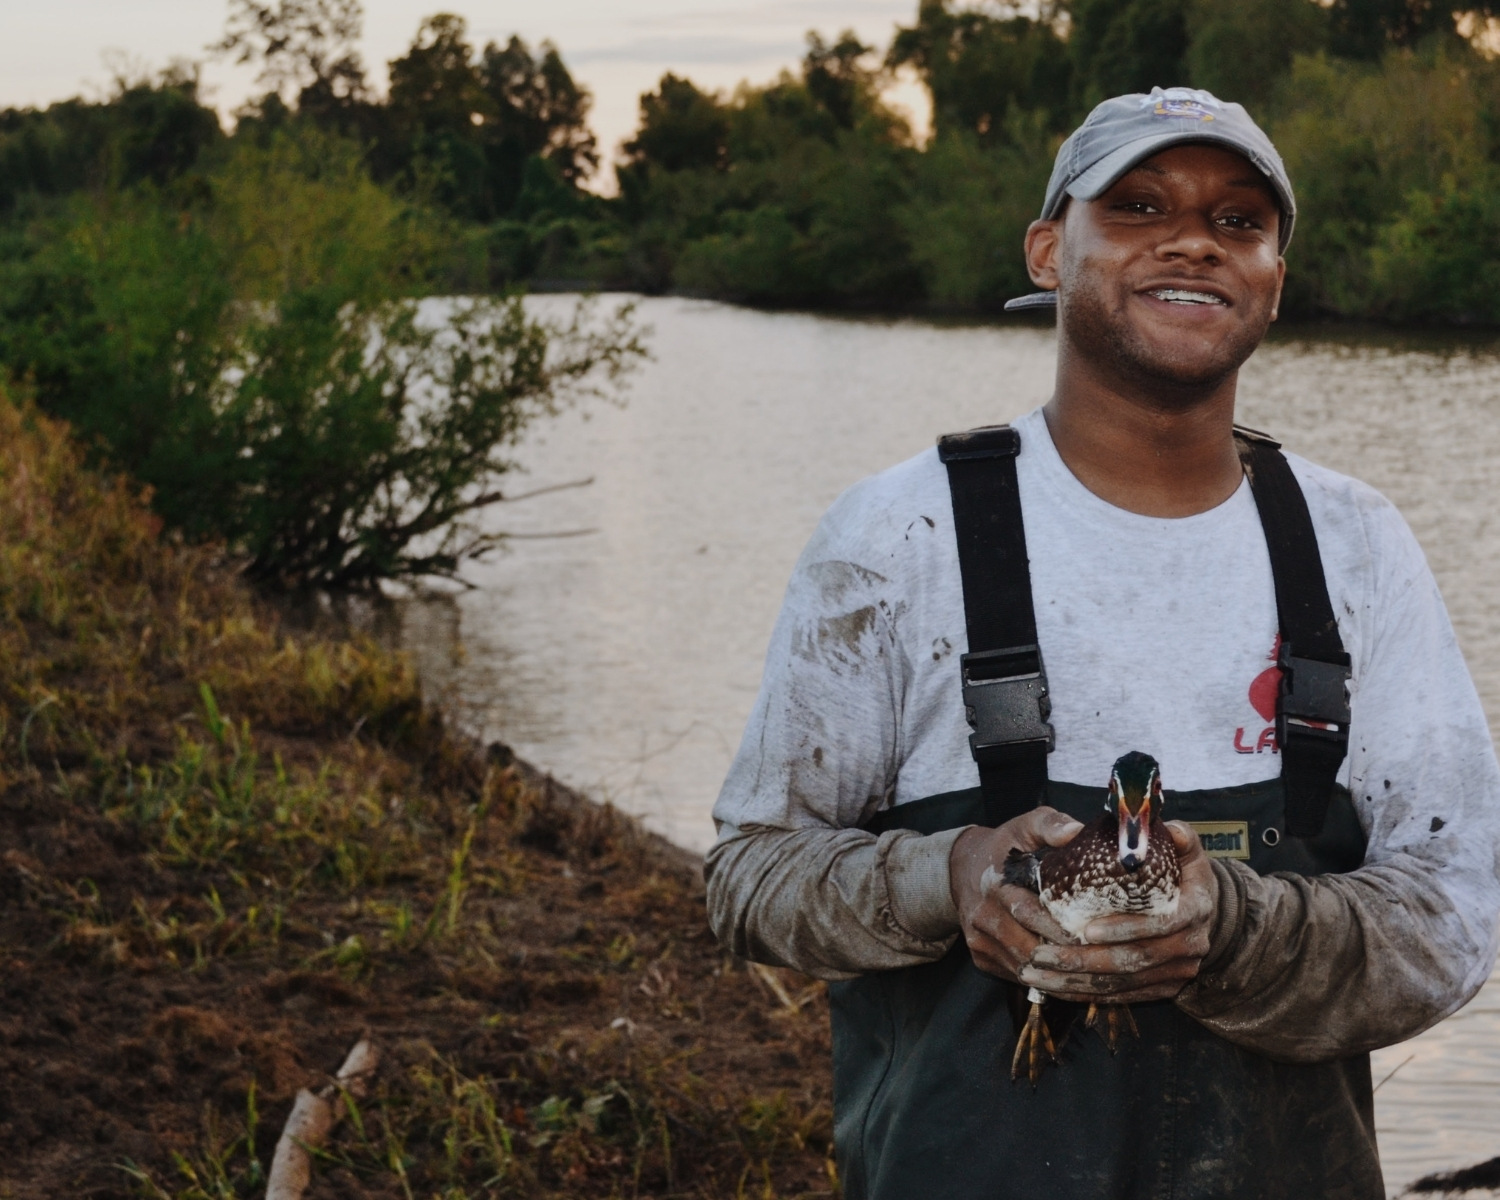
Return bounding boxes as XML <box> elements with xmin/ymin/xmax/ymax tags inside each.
<box><xmin>960</xmin><ymin>645</ymin><xmax>1055</xmax><ymax>766</ymax></box>
<box><xmin>1276</xmin><ymin>644</ymin><xmax>1351</xmax><ymax>749</ymax></box>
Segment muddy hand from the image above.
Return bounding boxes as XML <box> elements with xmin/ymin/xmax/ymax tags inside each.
<box><xmin>950</xmin><ymin>808</ymin><xmax>1084</xmax><ymax>982</ymax></box>
<box><xmin>1019</xmin><ymin>821</ymin><xmax>1218</xmax><ymax>1004</ymax></box>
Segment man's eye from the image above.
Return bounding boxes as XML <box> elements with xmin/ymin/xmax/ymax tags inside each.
<box><xmin>1117</xmin><ymin>201</ymin><xmax>1159</xmax><ymax>214</ymax></box>
<box><xmin>1218</xmin><ymin>214</ymin><xmax>1261</xmax><ymax>230</ymax></box>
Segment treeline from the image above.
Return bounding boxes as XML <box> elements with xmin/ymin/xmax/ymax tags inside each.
<box><xmin>7</xmin><ymin>1</ymin><xmax>1500</xmax><ymax>322</ymax></box>
<box><xmin>4</xmin><ymin>0</ymin><xmax>1500</xmax><ymax>590</ymax></box>
<box><xmin>0</xmin><ymin>2</ymin><xmax>645</xmax><ymax>592</ymax></box>
<box><xmin>611</xmin><ymin>0</ymin><xmax>1500</xmax><ymax>321</ymax></box>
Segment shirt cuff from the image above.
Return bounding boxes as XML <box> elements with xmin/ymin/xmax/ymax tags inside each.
<box><xmin>883</xmin><ymin>826</ymin><xmax>969</xmax><ymax>942</ymax></box>
<box><xmin>1200</xmin><ymin>857</ymin><xmax>1250</xmax><ymax>975</ymax></box>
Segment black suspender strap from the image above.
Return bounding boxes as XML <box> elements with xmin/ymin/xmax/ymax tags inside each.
<box><xmin>937</xmin><ymin>426</ymin><xmax>1054</xmax><ymax>826</ymax></box>
<box><xmin>1235</xmin><ymin>426</ymin><xmax>1352</xmax><ymax>838</ymax></box>
<box><xmin>937</xmin><ymin>421</ymin><xmax>1348</xmax><ymax>839</ymax></box>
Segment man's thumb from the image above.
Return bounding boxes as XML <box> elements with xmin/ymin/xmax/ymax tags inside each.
<box><xmin>1165</xmin><ymin>820</ymin><xmax>1203</xmax><ymax>857</ymax></box>
<box><xmin>1039</xmin><ymin>810</ymin><xmax>1084</xmax><ymax>847</ymax></box>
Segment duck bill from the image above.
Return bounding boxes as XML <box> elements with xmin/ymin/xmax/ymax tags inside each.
<box><xmin>1117</xmin><ymin>797</ymin><xmax>1151</xmax><ymax>870</ymax></box>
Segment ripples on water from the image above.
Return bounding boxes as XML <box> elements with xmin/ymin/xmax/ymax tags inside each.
<box><xmin>400</xmin><ymin>297</ymin><xmax>1500</xmax><ymax>1193</ymax></box>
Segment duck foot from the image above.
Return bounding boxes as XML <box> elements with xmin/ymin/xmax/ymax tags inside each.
<box><xmin>1011</xmin><ymin>987</ymin><xmax>1058</xmax><ymax>1085</ymax></box>
<box><xmin>1085</xmin><ymin>1002</ymin><xmax>1139</xmax><ymax>1053</ymax></box>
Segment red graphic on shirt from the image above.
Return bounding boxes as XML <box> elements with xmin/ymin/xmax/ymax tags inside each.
<box><xmin>1234</xmin><ymin>637</ymin><xmax>1281</xmax><ymax>754</ymax></box>
<box><xmin>1248</xmin><ymin>665</ymin><xmax>1280</xmax><ymax>722</ymax></box>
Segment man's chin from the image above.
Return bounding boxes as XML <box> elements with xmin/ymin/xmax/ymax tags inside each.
<box><xmin>1125</xmin><ymin>347</ymin><xmax>1245</xmax><ymax>392</ymax></box>
<box><xmin>1106</xmin><ymin>321</ymin><xmax>1266</xmax><ymax>396</ymax></box>
<box><xmin>1060</xmin><ymin>288</ymin><xmax>1271</xmax><ymax>398</ymax></box>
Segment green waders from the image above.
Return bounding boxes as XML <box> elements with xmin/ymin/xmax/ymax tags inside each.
<box><xmin>828</xmin><ymin>426</ymin><xmax>1381</xmax><ymax>1199</ymax></box>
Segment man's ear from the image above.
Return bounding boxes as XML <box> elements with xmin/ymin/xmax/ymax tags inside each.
<box><xmin>1269</xmin><ymin>255</ymin><xmax>1286</xmax><ymax>323</ymax></box>
<box><xmin>1024</xmin><ymin>218</ymin><xmax>1062</xmax><ymax>293</ymax></box>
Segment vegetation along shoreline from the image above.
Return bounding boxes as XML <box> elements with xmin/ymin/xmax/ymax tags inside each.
<box><xmin>0</xmin><ymin>393</ymin><xmax>838</xmax><ymax>1197</ymax></box>
<box><xmin>7</xmin><ymin>0</ymin><xmax>1500</xmax><ymax>1193</ymax></box>
<box><xmin>8</xmin><ymin>0</ymin><xmax>1500</xmax><ymax>326</ymax></box>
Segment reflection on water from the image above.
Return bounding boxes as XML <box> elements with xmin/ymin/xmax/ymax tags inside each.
<box><xmin>400</xmin><ymin>297</ymin><xmax>1500</xmax><ymax>1193</ymax></box>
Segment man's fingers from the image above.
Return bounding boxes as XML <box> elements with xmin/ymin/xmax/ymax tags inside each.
<box><xmin>1005</xmin><ymin>806</ymin><xmax>1083</xmax><ymax>852</ymax></box>
<box><xmin>1029</xmin><ymin>928</ymin><xmax>1210</xmax><ymax>975</ymax></box>
<box><xmin>1017</xmin><ymin>955</ymin><xmax>1202</xmax><ymax>997</ymax></box>
<box><xmin>1043</xmin><ymin>980</ymin><xmax>1192</xmax><ymax>1005</ymax></box>
<box><xmin>1165</xmin><ymin>819</ymin><xmax>1202</xmax><ymax>857</ymax></box>
<box><xmin>1082</xmin><ymin>854</ymin><xmax>1216</xmax><ymax>944</ymax></box>
<box><xmin>1037</xmin><ymin>808</ymin><xmax>1086</xmax><ymax>848</ymax></box>
<box><xmin>998</xmin><ymin>885</ymin><xmax>1080</xmax><ymax>946</ymax></box>
<box><xmin>965</xmin><ymin>898</ymin><xmax>1039</xmax><ymax>979</ymax></box>
<box><xmin>1083</xmin><ymin>902</ymin><xmax>1204</xmax><ymax>943</ymax></box>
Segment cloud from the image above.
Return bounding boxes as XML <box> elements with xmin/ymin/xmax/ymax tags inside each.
<box><xmin>567</xmin><ymin>34</ymin><xmax>801</xmax><ymax>67</ymax></box>
<box><xmin>622</xmin><ymin>0</ymin><xmax>914</xmax><ymax>33</ymax></box>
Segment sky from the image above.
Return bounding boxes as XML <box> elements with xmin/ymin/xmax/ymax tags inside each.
<box><xmin>0</xmin><ymin>1</ymin><xmax>932</xmax><ymax>185</ymax></box>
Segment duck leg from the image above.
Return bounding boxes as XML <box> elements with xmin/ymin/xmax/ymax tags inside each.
<box><xmin>1010</xmin><ymin>987</ymin><xmax>1058</xmax><ymax>1085</ymax></box>
<box><xmin>1084</xmin><ymin>1002</ymin><xmax>1139</xmax><ymax>1053</ymax></box>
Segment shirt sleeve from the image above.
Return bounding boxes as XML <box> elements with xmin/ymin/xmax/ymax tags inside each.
<box><xmin>1178</xmin><ymin>499</ymin><xmax>1500</xmax><ymax>1059</ymax></box>
<box><xmin>704</xmin><ymin>489</ymin><xmax>967</xmax><ymax>979</ymax></box>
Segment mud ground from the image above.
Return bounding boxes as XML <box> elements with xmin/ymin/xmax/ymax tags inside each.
<box><xmin>0</xmin><ymin>755</ymin><xmax>835</xmax><ymax>1199</ymax></box>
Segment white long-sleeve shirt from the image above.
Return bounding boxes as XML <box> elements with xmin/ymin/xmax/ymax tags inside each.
<box><xmin>706</xmin><ymin>407</ymin><xmax>1500</xmax><ymax>1060</ymax></box>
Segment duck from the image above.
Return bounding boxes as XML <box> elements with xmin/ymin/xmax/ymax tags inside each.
<box><xmin>1001</xmin><ymin>750</ymin><xmax>1182</xmax><ymax>1084</ymax></box>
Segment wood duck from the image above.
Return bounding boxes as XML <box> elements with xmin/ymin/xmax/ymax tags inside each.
<box><xmin>1002</xmin><ymin>751</ymin><xmax>1182</xmax><ymax>1083</ymax></box>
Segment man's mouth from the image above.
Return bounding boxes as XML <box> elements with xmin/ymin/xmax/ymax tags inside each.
<box><xmin>1146</xmin><ymin>287</ymin><xmax>1227</xmax><ymax>306</ymax></box>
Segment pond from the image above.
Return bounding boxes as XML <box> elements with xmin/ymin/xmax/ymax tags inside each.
<box><xmin>400</xmin><ymin>295</ymin><xmax>1500</xmax><ymax>1195</ymax></box>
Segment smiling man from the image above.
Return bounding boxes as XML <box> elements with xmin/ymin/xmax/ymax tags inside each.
<box><xmin>704</xmin><ymin>88</ymin><xmax>1500</xmax><ymax>1198</ymax></box>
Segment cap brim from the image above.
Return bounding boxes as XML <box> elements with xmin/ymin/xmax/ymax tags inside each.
<box><xmin>1056</xmin><ymin>130</ymin><xmax>1296</xmax><ymax>251</ymax></box>
<box><xmin>1003</xmin><ymin>291</ymin><xmax>1059</xmax><ymax>312</ymax></box>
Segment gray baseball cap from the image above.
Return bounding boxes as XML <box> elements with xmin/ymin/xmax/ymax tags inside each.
<box><xmin>1005</xmin><ymin>87</ymin><xmax>1296</xmax><ymax>313</ymax></box>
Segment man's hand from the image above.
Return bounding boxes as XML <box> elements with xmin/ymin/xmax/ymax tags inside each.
<box><xmin>951</xmin><ymin>817</ymin><xmax>1219</xmax><ymax>1002</ymax></box>
<box><xmin>949</xmin><ymin>807</ymin><xmax>1087</xmax><ymax>983</ymax></box>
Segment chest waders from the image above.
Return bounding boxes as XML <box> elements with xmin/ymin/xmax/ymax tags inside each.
<box><xmin>829</xmin><ymin>425</ymin><xmax>1377</xmax><ymax>1200</ymax></box>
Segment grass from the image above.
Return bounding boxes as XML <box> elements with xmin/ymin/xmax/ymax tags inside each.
<box><xmin>0</xmin><ymin>387</ymin><xmax>835</xmax><ymax>1199</ymax></box>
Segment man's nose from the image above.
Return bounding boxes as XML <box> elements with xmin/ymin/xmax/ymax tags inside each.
<box><xmin>1156</xmin><ymin>210</ymin><xmax>1223</xmax><ymax>264</ymax></box>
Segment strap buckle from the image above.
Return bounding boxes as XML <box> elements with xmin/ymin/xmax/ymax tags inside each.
<box><xmin>938</xmin><ymin>425</ymin><xmax>1020</xmax><ymax>463</ymax></box>
<box><xmin>960</xmin><ymin>645</ymin><xmax>1055</xmax><ymax>766</ymax></box>
<box><xmin>1276</xmin><ymin>643</ymin><xmax>1351</xmax><ymax>751</ymax></box>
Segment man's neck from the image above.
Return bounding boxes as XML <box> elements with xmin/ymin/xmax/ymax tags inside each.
<box><xmin>1041</xmin><ymin>354</ymin><xmax>1244</xmax><ymax>519</ymax></box>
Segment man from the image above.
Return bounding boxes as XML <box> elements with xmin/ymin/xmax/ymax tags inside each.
<box><xmin>705</xmin><ymin>87</ymin><xmax>1500</xmax><ymax>1199</ymax></box>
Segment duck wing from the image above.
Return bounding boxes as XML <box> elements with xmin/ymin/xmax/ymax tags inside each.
<box><xmin>1001</xmin><ymin>845</ymin><xmax>1051</xmax><ymax>892</ymax></box>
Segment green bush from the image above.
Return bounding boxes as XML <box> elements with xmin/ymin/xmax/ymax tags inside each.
<box><xmin>1270</xmin><ymin>44</ymin><xmax>1500</xmax><ymax>318</ymax></box>
<box><xmin>1370</xmin><ymin>173</ymin><xmax>1500</xmax><ymax>322</ymax></box>
<box><xmin>899</xmin><ymin>114</ymin><xmax>1057</xmax><ymax>310</ymax></box>
<box><xmin>0</xmin><ymin>127</ymin><xmax>645</xmax><ymax>590</ymax></box>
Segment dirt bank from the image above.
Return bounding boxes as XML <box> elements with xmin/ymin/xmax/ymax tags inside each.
<box><xmin>0</xmin><ymin>394</ymin><xmax>833</xmax><ymax>1198</ymax></box>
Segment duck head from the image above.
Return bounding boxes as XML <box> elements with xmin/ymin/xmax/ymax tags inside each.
<box><xmin>1108</xmin><ymin>751</ymin><xmax>1162</xmax><ymax>872</ymax></box>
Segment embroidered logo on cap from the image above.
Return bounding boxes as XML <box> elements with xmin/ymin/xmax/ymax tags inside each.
<box><xmin>1143</xmin><ymin>88</ymin><xmax>1220</xmax><ymax>122</ymax></box>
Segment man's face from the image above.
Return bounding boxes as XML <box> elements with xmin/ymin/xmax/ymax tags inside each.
<box><xmin>1026</xmin><ymin>143</ymin><xmax>1286</xmax><ymax>395</ymax></box>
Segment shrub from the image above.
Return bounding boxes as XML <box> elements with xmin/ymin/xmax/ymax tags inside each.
<box><xmin>899</xmin><ymin>113</ymin><xmax>1057</xmax><ymax>310</ymax></box>
<box><xmin>0</xmin><ymin>126</ymin><xmax>646</xmax><ymax>590</ymax></box>
<box><xmin>1270</xmin><ymin>45</ymin><xmax>1500</xmax><ymax>318</ymax></box>
<box><xmin>1370</xmin><ymin>173</ymin><xmax>1500</xmax><ymax>323</ymax></box>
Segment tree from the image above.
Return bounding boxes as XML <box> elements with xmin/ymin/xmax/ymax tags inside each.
<box><xmin>1068</xmin><ymin>0</ymin><xmax>1192</xmax><ymax>105</ymax></box>
<box><xmin>887</xmin><ymin>1</ymin><xmax>1072</xmax><ymax>143</ymax></box>
<box><xmin>0</xmin><ymin>127</ymin><xmax>645</xmax><ymax>590</ymax></box>
<box><xmin>384</xmin><ymin>17</ymin><xmax>598</xmax><ymax>219</ymax></box>
<box><xmin>620</xmin><ymin>75</ymin><xmax>729</xmax><ymax>177</ymax></box>
<box><xmin>1327</xmin><ymin>0</ymin><xmax>1464</xmax><ymax>56</ymax></box>
<box><xmin>803</xmin><ymin>31</ymin><xmax>872</xmax><ymax>130</ymax></box>
<box><xmin>213</xmin><ymin>0</ymin><xmax>368</xmax><ymax>104</ymax></box>
<box><xmin>480</xmin><ymin>36</ymin><xmax>598</xmax><ymax>184</ymax></box>
<box><xmin>0</xmin><ymin>71</ymin><xmax>221</xmax><ymax>214</ymax></box>
<box><xmin>1185</xmin><ymin>0</ymin><xmax>1327</xmax><ymax>110</ymax></box>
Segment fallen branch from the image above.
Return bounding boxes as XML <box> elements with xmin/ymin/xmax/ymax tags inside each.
<box><xmin>266</xmin><ymin>1037</ymin><xmax>380</xmax><ymax>1200</ymax></box>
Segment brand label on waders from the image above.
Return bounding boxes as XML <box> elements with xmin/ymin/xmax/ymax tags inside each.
<box><xmin>1189</xmin><ymin>820</ymin><xmax>1251</xmax><ymax>860</ymax></box>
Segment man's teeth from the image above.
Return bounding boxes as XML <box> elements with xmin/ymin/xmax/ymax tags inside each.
<box><xmin>1149</xmin><ymin>288</ymin><xmax>1226</xmax><ymax>305</ymax></box>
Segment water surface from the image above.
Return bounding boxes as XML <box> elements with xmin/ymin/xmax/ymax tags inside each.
<box><xmin>400</xmin><ymin>297</ymin><xmax>1500</xmax><ymax>1193</ymax></box>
